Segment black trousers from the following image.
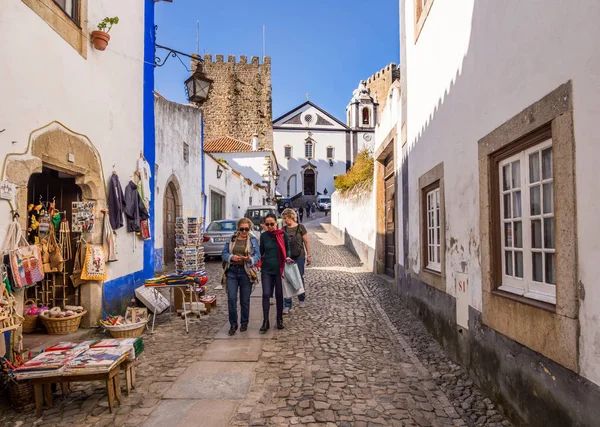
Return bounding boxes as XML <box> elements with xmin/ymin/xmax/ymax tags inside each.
<box><xmin>262</xmin><ymin>271</ymin><xmax>283</xmax><ymax>321</ymax></box>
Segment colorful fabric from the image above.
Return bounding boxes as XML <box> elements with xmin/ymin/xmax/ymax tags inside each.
<box><xmin>81</xmin><ymin>244</ymin><xmax>107</xmax><ymax>281</ymax></box>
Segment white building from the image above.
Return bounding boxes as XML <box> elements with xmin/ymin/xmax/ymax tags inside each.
<box><xmin>273</xmin><ymin>101</ymin><xmax>374</xmax><ymax>201</ymax></box>
<box><xmin>0</xmin><ymin>0</ymin><xmax>156</xmax><ymax>325</ymax></box>
<box><xmin>154</xmin><ymin>93</ymin><xmax>204</xmax><ymax>271</ymax></box>
<box><xmin>394</xmin><ymin>1</ymin><xmax>600</xmax><ymax>425</ymax></box>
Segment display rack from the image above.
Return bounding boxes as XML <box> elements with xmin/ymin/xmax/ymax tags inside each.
<box><xmin>174</xmin><ymin>217</ymin><xmax>205</xmax><ymax>274</ymax></box>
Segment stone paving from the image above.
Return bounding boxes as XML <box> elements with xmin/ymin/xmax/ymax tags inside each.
<box><xmin>0</xmin><ymin>214</ymin><xmax>511</xmax><ymax>427</ymax></box>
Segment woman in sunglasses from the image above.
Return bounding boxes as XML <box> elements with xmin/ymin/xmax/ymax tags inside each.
<box><xmin>221</xmin><ymin>218</ymin><xmax>261</xmax><ymax>336</ymax></box>
<box><xmin>259</xmin><ymin>213</ymin><xmax>292</xmax><ymax>332</ymax></box>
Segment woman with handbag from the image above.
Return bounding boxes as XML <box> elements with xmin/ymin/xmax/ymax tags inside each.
<box><xmin>281</xmin><ymin>208</ymin><xmax>310</xmax><ymax>314</ymax></box>
<box><xmin>221</xmin><ymin>218</ymin><xmax>261</xmax><ymax>336</ymax></box>
<box><xmin>259</xmin><ymin>213</ymin><xmax>292</xmax><ymax>332</ymax></box>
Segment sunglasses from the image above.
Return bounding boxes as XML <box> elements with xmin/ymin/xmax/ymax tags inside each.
<box><xmin>239</xmin><ymin>227</ymin><xmax>250</xmax><ymax>232</ymax></box>
<box><xmin>265</xmin><ymin>222</ymin><xmax>276</xmax><ymax>227</ymax></box>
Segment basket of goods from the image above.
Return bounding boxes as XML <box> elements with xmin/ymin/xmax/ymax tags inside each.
<box><xmin>101</xmin><ymin>307</ymin><xmax>148</xmax><ymax>338</ymax></box>
<box><xmin>1</xmin><ymin>358</ymin><xmax>34</xmax><ymax>410</ymax></box>
<box><xmin>22</xmin><ymin>299</ymin><xmax>46</xmax><ymax>334</ymax></box>
<box><xmin>39</xmin><ymin>306</ymin><xmax>86</xmax><ymax>335</ymax></box>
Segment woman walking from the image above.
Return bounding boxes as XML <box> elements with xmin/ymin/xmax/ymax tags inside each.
<box><xmin>222</xmin><ymin>218</ymin><xmax>261</xmax><ymax>336</ymax></box>
<box><xmin>310</xmin><ymin>202</ymin><xmax>316</xmax><ymax>218</ymax></box>
<box><xmin>281</xmin><ymin>208</ymin><xmax>310</xmax><ymax>314</ymax></box>
<box><xmin>259</xmin><ymin>213</ymin><xmax>291</xmax><ymax>332</ymax></box>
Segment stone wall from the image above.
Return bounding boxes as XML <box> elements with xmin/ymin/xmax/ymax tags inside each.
<box><xmin>365</xmin><ymin>63</ymin><xmax>397</xmax><ymax>123</ymax></box>
<box><xmin>201</xmin><ymin>55</ymin><xmax>273</xmax><ymax>150</ymax></box>
<box><xmin>331</xmin><ymin>183</ymin><xmax>376</xmax><ymax>270</ymax></box>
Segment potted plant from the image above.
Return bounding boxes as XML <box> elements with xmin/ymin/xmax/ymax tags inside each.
<box><xmin>91</xmin><ymin>16</ymin><xmax>119</xmax><ymax>51</ymax></box>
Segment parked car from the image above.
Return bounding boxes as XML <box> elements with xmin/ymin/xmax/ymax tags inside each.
<box><xmin>202</xmin><ymin>218</ymin><xmax>259</xmax><ymax>258</ymax></box>
<box><xmin>277</xmin><ymin>198</ymin><xmax>292</xmax><ymax>214</ymax></box>
<box><xmin>316</xmin><ymin>195</ymin><xmax>331</xmax><ymax>211</ymax></box>
<box><xmin>244</xmin><ymin>205</ymin><xmax>283</xmax><ymax>229</ymax></box>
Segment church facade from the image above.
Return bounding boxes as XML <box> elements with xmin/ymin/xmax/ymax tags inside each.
<box><xmin>273</xmin><ymin>85</ymin><xmax>376</xmax><ymax>201</ymax></box>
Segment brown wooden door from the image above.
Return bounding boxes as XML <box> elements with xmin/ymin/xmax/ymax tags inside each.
<box><xmin>164</xmin><ymin>182</ymin><xmax>176</xmax><ymax>264</ymax></box>
<box><xmin>384</xmin><ymin>155</ymin><xmax>396</xmax><ymax>278</ymax></box>
<box><xmin>304</xmin><ymin>169</ymin><xmax>315</xmax><ymax>195</ymax></box>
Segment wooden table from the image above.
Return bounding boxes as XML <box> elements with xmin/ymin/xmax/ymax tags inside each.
<box><xmin>30</xmin><ymin>354</ymin><xmax>134</xmax><ymax>416</ymax></box>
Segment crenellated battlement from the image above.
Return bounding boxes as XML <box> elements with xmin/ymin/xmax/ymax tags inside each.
<box><xmin>202</xmin><ymin>54</ymin><xmax>271</xmax><ymax>69</ymax></box>
<box><xmin>365</xmin><ymin>63</ymin><xmax>397</xmax><ymax>86</ymax></box>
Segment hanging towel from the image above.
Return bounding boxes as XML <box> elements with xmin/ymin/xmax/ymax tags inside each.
<box><xmin>137</xmin><ymin>157</ymin><xmax>152</xmax><ymax>204</ymax></box>
<box><xmin>107</xmin><ymin>174</ymin><xmax>125</xmax><ymax>230</ymax></box>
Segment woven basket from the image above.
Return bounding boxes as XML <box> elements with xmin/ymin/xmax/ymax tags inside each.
<box><xmin>22</xmin><ymin>299</ymin><xmax>38</xmax><ymax>334</ymax></box>
<box><xmin>40</xmin><ymin>311</ymin><xmax>87</xmax><ymax>335</ymax></box>
<box><xmin>103</xmin><ymin>320</ymin><xmax>147</xmax><ymax>338</ymax></box>
<box><xmin>8</xmin><ymin>380</ymin><xmax>34</xmax><ymax>410</ymax></box>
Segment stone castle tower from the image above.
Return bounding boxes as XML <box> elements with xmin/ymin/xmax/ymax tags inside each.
<box><xmin>365</xmin><ymin>63</ymin><xmax>398</xmax><ymax>124</ymax></box>
<box><xmin>200</xmin><ymin>54</ymin><xmax>273</xmax><ymax>150</ymax></box>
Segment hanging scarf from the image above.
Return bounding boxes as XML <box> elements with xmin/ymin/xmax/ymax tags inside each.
<box><xmin>267</xmin><ymin>229</ymin><xmax>286</xmax><ymax>276</ymax></box>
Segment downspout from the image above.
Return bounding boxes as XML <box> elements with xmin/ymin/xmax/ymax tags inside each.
<box><xmin>201</xmin><ymin>111</ymin><xmax>207</xmax><ymax>231</ymax></box>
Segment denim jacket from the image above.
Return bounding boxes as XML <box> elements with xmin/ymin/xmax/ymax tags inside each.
<box><xmin>221</xmin><ymin>233</ymin><xmax>261</xmax><ymax>267</ymax></box>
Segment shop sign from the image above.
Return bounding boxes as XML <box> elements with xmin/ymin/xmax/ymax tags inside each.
<box><xmin>455</xmin><ymin>271</ymin><xmax>469</xmax><ymax>330</ymax></box>
<box><xmin>0</xmin><ymin>181</ymin><xmax>16</xmax><ymax>200</ymax></box>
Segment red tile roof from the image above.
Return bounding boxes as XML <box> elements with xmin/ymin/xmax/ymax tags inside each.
<box><xmin>204</xmin><ymin>136</ymin><xmax>253</xmax><ymax>153</ymax></box>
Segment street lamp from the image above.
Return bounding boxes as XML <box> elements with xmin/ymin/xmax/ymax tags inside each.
<box><xmin>216</xmin><ymin>165</ymin><xmax>223</xmax><ymax>179</ymax></box>
<box><xmin>185</xmin><ymin>67</ymin><xmax>213</xmax><ymax>105</ymax></box>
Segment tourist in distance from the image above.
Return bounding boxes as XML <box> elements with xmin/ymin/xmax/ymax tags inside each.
<box><xmin>281</xmin><ymin>208</ymin><xmax>310</xmax><ymax>314</ymax></box>
<box><xmin>221</xmin><ymin>218</ymin><xmax>261</xmax><ymax>336</ymax></box>
<box><xmin>259</xmin><ymin>213</ymin><xmax>292</xmax><ymax>332</ymax></box>
<box><xmin>311</xmin><ymin>202</ymin><xmax>317</xmax><ymax>218</ymax></box>
<box><xmin>298</xmin><ymin>205</ymin><xmax>304</xmax><ymax>223</ymax></box>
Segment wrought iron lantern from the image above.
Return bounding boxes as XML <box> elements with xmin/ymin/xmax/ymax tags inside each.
<box><xmin>185</xmin><ymin>68</ymin><xmax>213</xmax><ymax>105</ymax></box>
<box><xmin>216</xmin><ymin>165</ymin><xmax>223</xmax><ymax>179</ymax></box>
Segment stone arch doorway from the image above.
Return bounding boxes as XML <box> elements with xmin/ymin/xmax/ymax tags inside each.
<box><xmin>287</xmin><ymin>174</ymin><xmax>297</xmax><ymax>197</ymax></box>
<box><xmin>163</xmin><ymin>176</ymin><xmax>182</xmax><ymax>265</ymax></box>
<box><xmin>303</xmin><ymin>169</ymin><xmax>316</xmax><ymax>196</ymax></box>
<box><xmin>3</xmin><ymin>121</ymin><xmax>107</xmax><ymax>326</ymax></box>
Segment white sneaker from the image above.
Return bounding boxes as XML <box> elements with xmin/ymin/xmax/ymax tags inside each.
<box><xmin>270</xmin><ymin>298</ymin><xmax>274</xmax><ymax>306</ymax></box>
<box><xmin>298</xmin><ymin>301</ymin><xmax>305</xmax><ymax>308</ymax></box>
<box><xmin>282</xmin><ymin>307</ymin><xmax>290</xmax><ymax>315</ymax></box>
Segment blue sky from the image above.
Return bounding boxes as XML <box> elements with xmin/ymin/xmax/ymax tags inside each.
<box><xmin>154</xmin><ymin>0</ymin><xmax>399</xmax><ymax>121</ymax></box>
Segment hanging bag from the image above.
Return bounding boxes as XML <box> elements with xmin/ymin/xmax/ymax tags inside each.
<box><xmin>41</xmin><ymin>223</ymin><xmax>63</xmax><ymax>273</ymax></box>
<box><xmin>282</xmin><ymin>263</ymin><xmax>305</xmax><ymax>299</ymax></box>
<box><xmin>4</xmin><ymin>222</ymin><xmax>44</xmax><ymax>288</ymax></box>
<box><xmin>70</xmin><ymin>239</ymin><xmax>88</xmax><ymax>287</ymax></box>
<box><xmin>80</xmin><ymin>244</ymin><xmax>107</xmax><ymax>281</ymax></box>
<box><xmin>102</xmin><ymin>213</ymin><xmax>118</xmax><ymax>262</ymax></box>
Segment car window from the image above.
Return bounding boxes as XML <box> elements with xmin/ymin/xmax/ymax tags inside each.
<box><xmin>206</xmin><ymin>221</ymin><xmax>237</xmax><ymax>232</ymax></box>
<box><xmin>246</xmin><ymin>209</ymin><xmax>274</xmax><ymax>218</ymax></box>
<box><xmin>319</xmin><ymin>198</ymin><xmax>331</xmax><ymax>203</ymax></box>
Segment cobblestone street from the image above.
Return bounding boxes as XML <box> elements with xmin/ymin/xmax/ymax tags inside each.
<box><xmin>0</xmin><ymin>216</ymin><xmax>511</xmax><ymax>427</ymax></box>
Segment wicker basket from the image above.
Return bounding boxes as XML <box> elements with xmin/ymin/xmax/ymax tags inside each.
<box><xmin>40</xmin><ymin>310</ymin><xmax>87</xmax><ymax>335</ymax></box>
<box><xmin>103</xmin><ymin>320</ymin><xmax>147</xmax><ymax>338</ymax></box>
<box><xmin>22</xmin><ymin>299</ymin><xmax>38</xmax><ymax>334</ymax></box>
<box><xmin>8</xmin><ymin>380</ymin><xmax>34</xmax><ymax>410</ymax></box>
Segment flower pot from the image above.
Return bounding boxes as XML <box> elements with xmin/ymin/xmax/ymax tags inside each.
<box><xmin>91</xmin><ymin>30</ymin><xmax>110</xmax><ymax>51</ymax></box>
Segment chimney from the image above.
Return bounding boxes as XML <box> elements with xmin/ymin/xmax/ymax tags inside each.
<box><xmin>252</xmin><ymin>133</ymin><xmax>259</xmax><ymax>151</ymax></box>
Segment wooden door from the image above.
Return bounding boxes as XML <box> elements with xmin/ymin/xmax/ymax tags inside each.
<box><xmin>304</xmin><ymin>169</ymin><xmax>315</xmax><ymax>195</ymax></box>
<box><xmin>384</xmin><ymin>155</ymin><xmax>396</xmax><ymax>278</ymax></box>
<box><xmin>164</xmin><ymin>182</ymin><xmax>176</xmax><ymax>264</ymax></box>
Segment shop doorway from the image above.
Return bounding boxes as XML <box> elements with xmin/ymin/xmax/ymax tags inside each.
<box><xmin>26</xmin><ymin>167</ymin><xmax>82</xmax><ymax>306</ymax></box>
<box><xmin>384</xmin><ymin>154</ymin><xmax>396</xmax><ymax>278</ymax></box>
<box><xmin>303</xmin><ymin>169</ymin><xmax>315</xmax><ymax>195</ymax></box>
<box><xmin>211</xmin><ymin>190</ymin><xmax>225</xmax><ymax>221</ymax></box>
<box><xmin>163</xmin><ymin>181</ymin><xmax>178</xmax><ymax>264</ymax></box>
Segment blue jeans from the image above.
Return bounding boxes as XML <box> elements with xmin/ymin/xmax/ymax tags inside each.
<box><xmin>226</xmin><ymin>265</ymin><xmax>252</xmax><ymax>327</ymax></box>
<box><xmin>284</xmin><ymin>257</ymin><xmax>306</xmax><ymax>308</ymax></box>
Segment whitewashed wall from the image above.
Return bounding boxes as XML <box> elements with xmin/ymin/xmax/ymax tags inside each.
<box><xmin>0</xmin><ymin>0</ymin><xmax>146</xmax><ymax>280</ymax></box>
<box><xmin>274</xmin><ymin>129</ymin><xmax>347</xmax><ymax>197</ymax></box>
<box><xmin>154</xmin><ymin>95</ymin><xmax>203</xmax><ymax>263</ymax></box>
<box><xmin>402</xmin><ymin>0</ymin><xmax>600</xmax><ymax>386</ymax></box>
<box><xmin>204</xmin><ymin>155</ymin><xmax>267</xmax><ymax>225</ymax></box>
<box><xmin>331</xmin><ymin>185</ymin><xmax>375</xmax><ymax>269</ymax></box>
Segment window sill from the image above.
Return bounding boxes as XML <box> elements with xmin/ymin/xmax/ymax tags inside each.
<box><xmin>492</xmin><ymin>289</ymin><xmax>556</xmax><ymax>313</ymax></box>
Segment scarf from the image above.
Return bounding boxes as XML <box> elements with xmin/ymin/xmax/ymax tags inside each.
<box><xmin>268</xmin><ymin>229</ymin><xmax>286</xmax><ymax>276</ymax></box>
<box><xmin>222</xmin><ymin>232</ymin><xmax>258</xmax><ymax>284</ymax></box>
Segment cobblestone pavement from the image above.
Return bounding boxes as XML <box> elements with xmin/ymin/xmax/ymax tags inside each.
<box><xmin>0</xmin><ymin>215</ymin><xmax>511</xmax><ymax>427</ymax></box>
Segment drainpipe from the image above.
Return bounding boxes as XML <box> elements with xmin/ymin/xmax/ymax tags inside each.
<box><xmin>201</xmin><ymin>111</ymin><xmax>207</xmax><ymax>231</ymax></box>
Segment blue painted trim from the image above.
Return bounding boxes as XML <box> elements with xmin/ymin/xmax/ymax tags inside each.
<box><xmin>102</xmin><ymin>0</ymin><xmax>155</xmax><ymax>316</ymax></box>
<box><xmin>201</xmin><ymin>112</ymin><xmax>207</xmax><ymax>231</ymax></box>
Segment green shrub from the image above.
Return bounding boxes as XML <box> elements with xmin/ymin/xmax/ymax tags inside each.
<box><xmin>334</xmin><ymin>149</ymin><xmax>374</xmax><ymax>192</ymax></box>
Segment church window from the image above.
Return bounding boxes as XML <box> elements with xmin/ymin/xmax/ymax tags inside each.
<box><xmin>362</xmin><ymin>107</ymin><xmax>370</xmax><ymax>125</ymax></box>
<box><xmin>305</xmin><ymin>141</ymin><xmax>314</xmax><ymax>159</ymax></box>
<box><xmin>284</xmin><ymin>145</ymin><xmax>292</xmax><ymax>159</ymax></box>
<box><xmin>326</xmin><ymin>147</ymin><xmax>334</xmax><ymax>159</ymax></box>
